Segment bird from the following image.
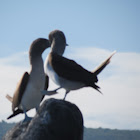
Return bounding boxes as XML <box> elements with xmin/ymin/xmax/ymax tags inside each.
<box><xmin>6</xmin><ymin>38</ymin><xmax>50</xmax><ymax>122</ymax></box>
<box><xmin>42</xmin><ymin>30</ymin><xmax>116</xmax><ymax>100</ymax></box>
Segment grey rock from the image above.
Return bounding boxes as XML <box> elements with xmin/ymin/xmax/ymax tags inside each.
<box><xmin>3</xmin><ymin>98</ymin><xmax>83</xmax><ymax>140</ymax></box>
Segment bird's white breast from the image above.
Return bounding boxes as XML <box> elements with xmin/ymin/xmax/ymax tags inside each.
<box><xmin>44</xmin><ymin>56</ymin><xmax>60</xmax><ymax>86</ymax></box>
<box><xmin>20</xmin><ymin>60</ymin><xmax>45</xmax><ymax>110</ymax></box>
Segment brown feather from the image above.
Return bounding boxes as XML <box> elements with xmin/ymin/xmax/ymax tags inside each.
<box><xmin>6</xmin><ymin>94</ymin><xmax>13</xmax><ymax>102</ymax></box>
<box><xmin>12</xmin><ymin>72</ymin><xmax>29</xmax><ymax>111</ymax></box>
<box><xmin>49</xmin><ymin>52</ymin><xmax>98</xmax><ymax>86</ymax></box>
<box><xmin>92</xmin><ymin>51</ymin><xmax>116</xmax><ymax>75</ymax></box>
<box><xmin>41</xmin><ymin>75</ymin><xmax>49</xmax><ymax>102</ymax></box>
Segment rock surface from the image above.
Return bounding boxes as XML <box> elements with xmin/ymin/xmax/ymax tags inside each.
<box><xmin>3</xmin><ymin>98</ymin><xmax>83</xmax><ymax>140</ymax></box>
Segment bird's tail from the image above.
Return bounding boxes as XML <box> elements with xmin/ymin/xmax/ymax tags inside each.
<box><xmin>7</xmin><ymin>109</ymin><xmax>23</xmax><ymax>119</ymax></box>
<box><xmin>6</xmin><ymin>94</ymin><xmax>13</xmax><ymax>102</ymax></box>
<box><xmin>92</xmin><ymin>51</ymin><xmax>116</xmax><ymax>75</ymax></box>
<box><xmin>92</xmin><ymin>83</ymin><xmax>102</xmax><ymax>94</ymax></box>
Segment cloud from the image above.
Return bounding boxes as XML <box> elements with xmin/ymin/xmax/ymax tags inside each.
<box><xmin>0</xmin><ymin>51</ymin><xmax>29</xmax><ymax>66</ymax></box>
<box><xmin>0</xmin><ymin>48</ymin><xmax>140</xmax><ymax>130</ymax></box>
<box><xmin>64</xmin><ymin>47</ymin><xmax>140</xmax><ymax>129</ymax></box>
<box><xmin>0</xmin><ymin>52</ymin><xmax>29</xmax><ymax>90</ymax></box>
<box><xmin>0</xmin><ymin>52</ymin><xmax>29</xmax><ymax>121</ymax></box>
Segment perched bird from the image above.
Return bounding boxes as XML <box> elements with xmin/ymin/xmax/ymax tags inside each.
<box><xmin>42</xmin><ymin>30</ymin><xmax>116</xmax><ymax>100</ymax></box>
<box><xmin>6</xmin><ymin>38</ymin><xmax>50</xmax><ymax>121</ymax></box>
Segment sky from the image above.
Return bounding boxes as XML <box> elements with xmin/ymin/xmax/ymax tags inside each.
<box><xmin>0</xmin><ymin>0</ymin><xmax>140</xmax><ymax>130</ymax></box>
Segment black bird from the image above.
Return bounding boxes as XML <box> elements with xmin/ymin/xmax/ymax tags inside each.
<box><xmin>42</xmin><ymin>30</ymin><xmax>116</xmax><ymax>100</ymax></box>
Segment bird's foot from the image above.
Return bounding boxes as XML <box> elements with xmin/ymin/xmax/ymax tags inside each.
<box><xmin>22</xmin><ymin>116</ymin><xmax>32</xmax><ymax>123</ymax></box>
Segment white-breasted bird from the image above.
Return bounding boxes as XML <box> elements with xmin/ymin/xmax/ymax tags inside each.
<box><xmin>6</xmin><ymin>38</ymin><xmax>50</xmax><ymax>121</ymax></box>
<box><xmin>42</xmin><ymin>30</ymin><xmax>116</xmax><ymax>100</ymax></box>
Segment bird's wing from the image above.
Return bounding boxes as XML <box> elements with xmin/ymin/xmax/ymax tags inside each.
<box><xmin>12</xmin><ymin>72</ymin><xmax>30</xmax><ymax>111</ymax></box>
<box><xmin>41</xmin><ymin>75</ymin><xmax>49</xmax><ymax>102</ymax></box>
<box><xmin>49</xmin><ymin>53</ymin><xmax>97</xmax><ymax>84</ymax></box>
<box><xmin>44</xmin><ymin>75</ymin><xmax>49</xmax><ymax>90</ymax></box>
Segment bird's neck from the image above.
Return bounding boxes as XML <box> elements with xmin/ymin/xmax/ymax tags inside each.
<box><xmin>51</xmin><ymin>39</ymin><xmax>66</xmax><ymax>56</ymax></box>
<box><xmin>30</xmin><ymin>55</ymin><xmax>44</xmax><ymax>71</ymax></box>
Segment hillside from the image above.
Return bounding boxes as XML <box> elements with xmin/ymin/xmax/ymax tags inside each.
<box><xmin>0</xmin><ymin>121</ymin><xmax>140</xmax><ymax>140</ymax></box>
<box><xmin>0</xmin><ymin>121</ymin><xmax>15</xmax><ymax>139</ymax></box>
<box><xmin>84</xmin><ymin>127</ymin><xmax>140</xmax><ymax>140</ymax></box>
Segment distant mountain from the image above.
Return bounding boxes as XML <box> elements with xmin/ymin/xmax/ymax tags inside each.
<box><xmin>0</xmin><ymin>121</ymin><xmax>140</xmax><ymax>140</ymax></box>
<box><xmin>84</xmin><ymin>127</ymin><xmax>140</xmax><ymax>140</ymax></box>
<box><xmin>0</xmin><ymin>121</ymin><xmax>15</xmax><ymax>139</ymax></box>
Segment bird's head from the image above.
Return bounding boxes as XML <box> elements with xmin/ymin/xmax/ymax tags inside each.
<box><xmin>48</xmin><ymin>30</ymin><xmax>68</xmax><ymax>55</ymax></box>
<box><xmin>29</xmin><ymin>38</ymin><xmax>50</xmax><ymax>57</ymax></box>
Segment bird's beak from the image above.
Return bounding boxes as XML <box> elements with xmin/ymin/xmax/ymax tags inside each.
<box><xmin>66</xmin><ymin>43</ymin><xmax>69</xmax><ymax>46</ymax></box>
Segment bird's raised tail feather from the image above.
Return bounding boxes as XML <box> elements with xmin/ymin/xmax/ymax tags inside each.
<box><xmin>6</xmin><ymin>94</ymin><xmax>13</xmax><ymax>102</ymax></box>
<box><xmin>92</xmin><ymin>51</ymin><xmax>116</xmax><ymax>75</ymax></box>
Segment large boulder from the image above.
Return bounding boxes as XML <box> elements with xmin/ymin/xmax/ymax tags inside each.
<box><xmin>3</xmin><ymin>98</ymin><xmax>83</xmax><ymax>140</ymax></box>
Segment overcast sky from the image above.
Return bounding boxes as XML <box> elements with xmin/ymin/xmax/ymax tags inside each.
<box><xmin>0</xmin><ymin>0</ymin><xmax>140</xmax><ymax>130</ymax></box>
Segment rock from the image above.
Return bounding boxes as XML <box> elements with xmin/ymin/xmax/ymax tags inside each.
<box><xmin>3</xmin><ymin>98</ymin><xmax>84</xmax><ymax>140</ymax></box>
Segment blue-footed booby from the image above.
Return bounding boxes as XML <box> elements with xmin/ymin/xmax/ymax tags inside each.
<box><xmin>42</xmin><ymin>30</ymin><xmax>116</xmax><ymax>100</ymax></box>
<box><xmin>7</xmin><ymin>38</ymin><xmax>50</xmax><ymax>121</ymax></box>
